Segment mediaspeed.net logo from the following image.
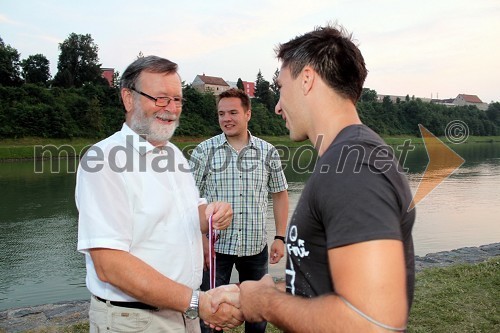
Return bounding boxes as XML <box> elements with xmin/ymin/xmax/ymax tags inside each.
<box><xmin>31</xmin><ymin>121</ymin><xmax>467</xmax><ymax>212</ymax></box>
<box><xmin>409</xmin><ymin>121</ymin><xmax>466</xmax><ymax>211</ymax></box>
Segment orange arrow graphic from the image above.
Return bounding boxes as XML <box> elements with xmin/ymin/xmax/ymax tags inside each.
<box><xmin>408</xmin><ymin>124</ymin><xmax>465</xmax><ymax>211</ymax></box>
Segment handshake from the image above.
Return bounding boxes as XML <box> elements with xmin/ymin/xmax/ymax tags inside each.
<box><xmin>198</xmin><ymin>275</ymin><xmax>278</xmax><ymax>330</ymax></box>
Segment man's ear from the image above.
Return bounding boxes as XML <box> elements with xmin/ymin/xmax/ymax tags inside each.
<box><xmin>301</xmin><ymin>66</ymin><xmax>315</xmax><ymax>95</ymax></box>
<box><xmin>246</xmin><ymin>109</ymin><xmax>252</xmax><ymax>121</ymax></box>
<box><xmin>121</xmin><ymin>88</ymin><xmax>134</xmax><ymax>113</ymax></box>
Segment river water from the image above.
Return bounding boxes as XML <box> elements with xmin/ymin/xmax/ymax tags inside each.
<box><xmin>0</xmin><ymin>142</ymin><xmax>499</xmax><ymax>311</ymax></box>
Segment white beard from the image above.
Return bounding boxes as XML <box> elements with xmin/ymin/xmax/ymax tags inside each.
<box><xmin>129</xmin><ymin>100</ymin><xmax>179</xmax><ymax>144</ymax></box>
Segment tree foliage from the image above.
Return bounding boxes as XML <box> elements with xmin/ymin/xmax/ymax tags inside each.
<box><xmin>0</xmin><ymin>36</ymin><xmax>23</xmax><ymax>86</ymax></box>
<box><xmin>0</xmin><ymin>34</ymin><xmax>498</xmax><ymax>140</ymax></box>
<box><xmin>52</xmin><ymin>33</ymin><xmax>104</xmax><ymax>88</ymax></box>
<box><xmin>21</xmin><ymin>54</ymin><xmax>51</xmax><ymax>85</ymax></box>
<box><xmin>270</xmin><ymin>68</ymin><xmax>280</xmax><ymax>105</ymax></box>
<box><xmin>361</xmin><ymin>88</ymin><xmax>378</xmax><ymax>102</ymax></box>
<box><xmin>237</xmin><ymin>78</ymin><xmax>244</xmax><ymax>90</ymax></box>
<box><xmin>0</xmin><ymin>82</ymin><xmax>497</xmax><ymax>139</ymax></box>
<box><xmin>486</xmin><ymin>102</ymin><xmax>500</xmax><ymax>126</ymax></box>
<box><xmin>254</xmin><ymin>69</ymin><xmax>275</xmax><ymax>112</ymax></box>
<box><xmin>177</xmin><ymin>84</ymin><xmax>219</xmax><ymax>136</ymax></box>
<box><xmin>112</xmin><ymin>70</ymin><xmax>121</xmax><ymax>88</ymax></box>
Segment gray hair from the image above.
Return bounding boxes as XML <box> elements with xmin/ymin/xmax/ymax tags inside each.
<box><xmin>120</xmin><ymin>55</ymin><xmax>178</xmax><ymax>90</ymax></box>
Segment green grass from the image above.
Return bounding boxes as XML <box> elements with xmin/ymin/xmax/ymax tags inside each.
<box><xmin>15</xmin><ymin>257</ymin><xmax>498</xmax><ymax>333</ymax></box>
<box><xmin>0</xmin><ymin>136</ymin><xmax>305</xmax><ymax>160</ymax></box>
<box><xmin>17</xmin><ymin>323</ymin><xmax>89</xmax><ymax>333</ymax></box>
<box><xmin>407</xmin><ymin>257</ymin><xmax>500</xmax><ymax>333</ymax></box>
<box><xmin>0</xmin><ymin>138</ymin><xmax>95</xmax><ymax>160</ymax></box>
<box><xmin>235</xmin><ymin>258</ymin><xmax>500</xmax><ymax>332</ymax></box>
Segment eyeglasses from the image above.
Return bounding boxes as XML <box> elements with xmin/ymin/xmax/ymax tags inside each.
<box><xmin>130</xmin><ymin>87</ymin><xmax>184</xmax><ymax>108</ymax></box>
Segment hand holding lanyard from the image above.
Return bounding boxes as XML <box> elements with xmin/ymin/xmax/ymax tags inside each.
<box><xmin>208</xmin><ymin>215</ymin><xmax>220</xmax><ymax>289</ymax></box>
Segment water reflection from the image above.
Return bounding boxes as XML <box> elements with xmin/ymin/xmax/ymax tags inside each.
<box><xmin>409</xmin><ymin>158</ymin><xmax>500</xmax><ymax>256</ymax></box>
<box><xmin>267</xmin><ymin>143</ymin><xmax>500</xmax><ymax>282</ymax></box>
<box><xmin>0</xmin><ymin>160</ymin><xmax>87</xmax><ymax>310</ymax></box>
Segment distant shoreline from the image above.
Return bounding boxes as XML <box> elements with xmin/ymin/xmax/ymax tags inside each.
<box><xmin>0</xmin><ymin>243</ymin><xmax>498</xmax><ymax>332</ymax></box>
<box><xmin>1</xmin><ymin>135</ymin><xmax>500</xmax><ymax>161</ymax></box>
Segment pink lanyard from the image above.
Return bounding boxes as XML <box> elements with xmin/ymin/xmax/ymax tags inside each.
<box><xmin>208</xmin><ymin>215</ymin><xmax>219</xmax><ymax>289</ymax></box>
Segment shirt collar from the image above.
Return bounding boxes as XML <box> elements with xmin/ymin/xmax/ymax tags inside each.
<box><xmin>215</xmin><ymin>131</ymin><xmax>256</xmax><ymax>149</ymax></box>
<box><xmin>120</xmin><ymin>123</ymin><xmax>159</xmax><ymax>155</ymax></box>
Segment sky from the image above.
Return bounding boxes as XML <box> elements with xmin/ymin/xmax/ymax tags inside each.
<box><xmin>1</xmin><ymin>0</ymin><xmax>499</xmax><ymax>103</ymax></box>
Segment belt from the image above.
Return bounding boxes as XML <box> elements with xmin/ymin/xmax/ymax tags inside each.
<box><xmin>94</xmin><ymin>295</ymin><xmax>159</xmax><ymax>311</ymax></box>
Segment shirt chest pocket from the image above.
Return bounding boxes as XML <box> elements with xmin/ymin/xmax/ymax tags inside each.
<box><xmin>130</xmin><ymin>174</ymin><xmax>199</xmax><ymax>245</ymax></box>
<box><xmin>241</xmin><ymin>157</ymin><xmax>268</xmax><ymax>191</ymax></box>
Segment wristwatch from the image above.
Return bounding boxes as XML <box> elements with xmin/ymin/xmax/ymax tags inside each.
<box><xmin>185</xmin><ymin>290</ymin><xmax>199</xmax><ymax>319</ymax></box>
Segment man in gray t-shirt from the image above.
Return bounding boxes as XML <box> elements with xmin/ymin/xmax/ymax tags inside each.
<box><xmin>286</xmin><ymin>124</ymin><xmax>415</xmax><ymax>306</ymax></box>
<box><xmin>239</xmin><ymin>24</ymin><xmax>415</xmax><ymax>333</ymax></box>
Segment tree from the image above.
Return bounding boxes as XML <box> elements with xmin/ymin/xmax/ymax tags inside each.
<box><xmin>178</xmin><ymin>84</ymin><xmax>218</xmax><ymax>136</ymax></box>
<box><xmin>360</xmin><ymin>88</ymin><xmax>378</xmax><ymax>102</ymax></box>
<box><xmin>270</xmin><ymin>68</ymin><xmax>280</xmax><ymax>104</ymax></box>
<box><xmin>270</xmin><ymin>69</ymin><xmax>280</xmax><ymax>93</ymax></box>
<box><xmin>0</xmin><ymin>37</ymin><xmax>23</xmax><ymax>86</ymax></box>
<box><xmin>254</xmin><ymin>70</ymin><xmax>266</xmax><ymax>98</ymax></box>
<box><xmin>382</xmin><ymin>95</ymin><xmax>393</xmax><ymax>107</ymax></box>
<box><xmin>112</xmin><ymin>70</ymin><xmax>121</xmax><ymax>88</ymax></box>
<box><xmin>486</xmin><ymin>102</ymin><xmax>500</xmax><ymax>125</ymax></box>
<box><xmin>21</xmin><ymin>54</ymin><xmax>51</xmax><ymax>85</ymax></box>
<box><xmin>237</xmin><ymin>78</ymin><xmax>244</xmax><ymax>90</ymax></box>
<box><xmin>254</xmin><ymin>70</ymin><xmax>275</xmax><ymax>112</ymax></box>
<box><xmin>53</xmin><ymin>33</ymin><xmax>102</xmax><ymax>88</ymax></box>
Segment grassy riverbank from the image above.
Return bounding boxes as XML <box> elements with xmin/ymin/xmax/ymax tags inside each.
<box><xmin>1</xmin><ymin>135</ymin><xmax>500</xmax><ymax>160</ymax></box>
<box><xmin>225</xmin><ymin>258</ymin><xmax>500</xmax><ymax>333</ymax></box>
<box><xmin>14</xmin><ymin>257</ymin><xmax>499</xmax><ymax>333</ymax></box>
<box><xmin>0</xmin><ymin>136</ymin><xmax>289</xmax><ymax>160</ymax></box>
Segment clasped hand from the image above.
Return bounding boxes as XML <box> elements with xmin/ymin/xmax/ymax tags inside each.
<box><xmin>200</xmin><ymin>284</ymin><xmax>243</xmax><ymax>330</ymax></box>
<box><xmin>205</xmin><ymin>201</ymin><xmax>233</xmax><ymax>230</ymax></box>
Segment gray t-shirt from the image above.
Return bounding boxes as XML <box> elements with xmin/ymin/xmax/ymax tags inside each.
<box><xmin>285</xmin><ymin>124</ymin><xmax>415</xmax><ymax>306</ymax></box>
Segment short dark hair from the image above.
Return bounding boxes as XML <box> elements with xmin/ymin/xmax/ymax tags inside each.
<box><xmin>275</xmin><ymin>24</ymin><xmax>367</xmax><ymax>103</ymax></box>
<box><xmin>120</xmin><ymin>55</ymin><xmax>178</xmax><ymax>90</ymax></box>
<box><xmin>218</xmin><ymin>88</ymin><xmax>251</xmax><ymax>111</ymax></box>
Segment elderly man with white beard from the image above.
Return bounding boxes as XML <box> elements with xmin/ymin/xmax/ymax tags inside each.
<box><xmin>76</xmin><ymin>56</ymin><xmax>243</xmax><ymax>332</ymax></box>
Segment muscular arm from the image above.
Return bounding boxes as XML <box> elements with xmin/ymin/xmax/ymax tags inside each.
<box><xmin>269</xmin><ymin>190</ymin><xmax>289</xmax><ymax>264</ymax></box>
<box><xmin>241</xmin><ymin>239</ymin><xmax>408</xmax><ymax>332</ymax></box>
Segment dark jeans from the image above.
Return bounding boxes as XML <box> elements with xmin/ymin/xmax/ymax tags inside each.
<box><xmin>200</xmin><ymin>245</ymin><xmax>268</xmax><ymax>333</ymax></box>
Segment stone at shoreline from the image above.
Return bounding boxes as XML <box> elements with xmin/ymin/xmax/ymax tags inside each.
<box><xmin>0</xmin><ymin>300</ymin><xmax>89</xmax><ymax>333</ymax></box>
<box><xmin>1</xmin><ymin>243</ymin><xmax>498</xmax><ymax>333</ymax></box>
<box><xmin>414</xmin><ymin>243</ymin><xmax>500</xmax><ymax>272</ymax></box>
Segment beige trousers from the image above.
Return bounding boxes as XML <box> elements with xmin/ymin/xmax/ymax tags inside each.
<box><xmin>89</xmin><ymin>296</ymin><xmax>201</xmax><ymax>333</ymax></box>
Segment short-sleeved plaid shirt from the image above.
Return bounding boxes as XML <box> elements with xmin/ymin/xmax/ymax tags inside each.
<box><xmin>189</xmin><ymin>133</ymin><xmax>288</xmax><ymax>256</ymax></box>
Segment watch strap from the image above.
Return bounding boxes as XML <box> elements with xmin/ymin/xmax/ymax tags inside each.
<box><xmin>185</xmin><ymin>290</ymin><xmax>199</xmax><ymax>319</ymax></box>
<box><xmin>189</xmin><ymin>289</ymin><xmax>199</xmax><ymax>308</ymax></box>
<box><xmin>274</xmin><ymin>235</ymin><xmax>285</xmax><ymax>242</ymax></box>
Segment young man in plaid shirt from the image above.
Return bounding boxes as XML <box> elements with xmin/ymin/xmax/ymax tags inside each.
<box><xmin>189</xmin><ymin>88</ymin><xmax>289</xmax><ymax>333</ymax></box>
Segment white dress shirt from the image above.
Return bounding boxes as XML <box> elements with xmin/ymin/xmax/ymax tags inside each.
<box><xmin>76</xmin><ymin>123</ymin><xmax>203</xmax><ymax>301</ymax></box>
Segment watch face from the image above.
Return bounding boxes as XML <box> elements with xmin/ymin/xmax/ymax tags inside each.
<box><xmin>185</xmin><ymin>306</ymin><xmax>198</xmax><ymax>319</ymax></box>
